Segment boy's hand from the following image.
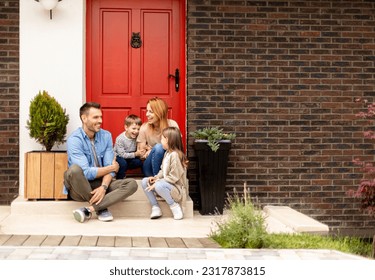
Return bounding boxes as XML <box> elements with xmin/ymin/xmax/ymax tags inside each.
<box><xmin>135</xmin><ymin>149</ymin><xmax>146</xmax><ymax>158</ymax></box>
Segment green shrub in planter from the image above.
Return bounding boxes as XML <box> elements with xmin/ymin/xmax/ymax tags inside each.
<box><xmin>26</xmin><ymin>90</ymin><xmax>69</xmax><ymax>152</ymax></box>
<box><xmin>190</xmin><ymin>127</ymin><xmax>236</xmax><ymax>152</ymax></box>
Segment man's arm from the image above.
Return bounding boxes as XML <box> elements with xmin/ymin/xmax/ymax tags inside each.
<box><xmin>67</xmin><ymin>135</ymin><xmax>98</xmax><ymax>180</ymax></box>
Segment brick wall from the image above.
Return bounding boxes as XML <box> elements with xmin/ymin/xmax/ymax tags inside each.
<box><xmin>187</xmin><ymin>0</ymin><xmax>375</xmax><ymax>235</ymax></box>
<box><xmin>0</xmin><ymin>0</ymin><xmax>19</xmax><ymax>205</ymax></box>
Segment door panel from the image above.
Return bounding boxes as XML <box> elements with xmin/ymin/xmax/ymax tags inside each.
<box><xmin>102</xmin><ymin>11</ymin><xmax>130</xmax><ymax>94</ymax></box>
<box><xmin>143</xmin><ymin>11</ymin><xmax>170</xmax><ymax>94</ymax></box>
<box><xmin>87</xmin><ymin>0</ymin><xmax>185</xmax><ymax>143</ymax></box>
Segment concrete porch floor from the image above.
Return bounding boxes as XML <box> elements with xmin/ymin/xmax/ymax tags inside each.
<box><xmin>0</xmin><ymin>202</ymin><xmax>321</xmax><ymax>238</ymax></box>
<box><xmin>0</xmin><ymin>178</ymin><xmax>330</xmax><ymax>238</ymax></box>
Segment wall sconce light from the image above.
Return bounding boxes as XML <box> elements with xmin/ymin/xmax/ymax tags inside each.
<box><xmin>35</xmin><ymin>0</ymin><xmax>62</xmax><ymax>20</ymax></box>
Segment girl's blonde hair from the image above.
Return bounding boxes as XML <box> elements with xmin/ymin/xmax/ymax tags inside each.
<box><xmin>162</xmin><ymin>127</ymin><xmax>188</xmax><ymax>168</ymax></box>
<box><xmin>147</xmin><ymin>97</ymin><xmax>169</xmax><ymax>132</ymax></box>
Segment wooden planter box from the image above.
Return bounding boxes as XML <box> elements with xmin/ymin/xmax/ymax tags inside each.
<box><xmin>24</xmin><ymin>151</ymin><xmax>68</xmax><ymax>200</ymax></box>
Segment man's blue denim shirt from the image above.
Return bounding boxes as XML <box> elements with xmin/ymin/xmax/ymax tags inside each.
<box><xmin>63</xmin><ymin>127</ymin><xmax>115</xmax><ymax>194</ymax></box>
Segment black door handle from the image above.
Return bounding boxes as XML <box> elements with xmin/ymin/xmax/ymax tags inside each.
<box><xmin>169</xmin><ymin>68</ymin><xmax>180</xmax><ymax>92</ymax></box>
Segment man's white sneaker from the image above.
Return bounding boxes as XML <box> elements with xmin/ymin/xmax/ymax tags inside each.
<box><xmin>170</xmin><ymin>203</ymin><xmax>183</xmax><ymax>220</ymax></box>
<box><xmin>150</xmin><ymin>205</ymin><xmax>162</xmax><ymax>219</ymax></box>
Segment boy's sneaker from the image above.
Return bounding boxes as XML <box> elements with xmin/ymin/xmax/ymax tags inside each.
<box><xmin>97</xmin><ymin>209</ymin><xmax>113</xmax><ymax>222</ymax></box>
<box><xmin>150</xmin><ymin>205</ymin><xmax>162</xmax><ymax>219</ymax></box>
<box><xmin>73</xmin><ymin>207</ymin><xmax>92</xmax><ymax>223</ymax></box>
<box><xmin>170</xmin><ymin>203</ymin><xmax>183</xmax><ymax>220</ymax></box>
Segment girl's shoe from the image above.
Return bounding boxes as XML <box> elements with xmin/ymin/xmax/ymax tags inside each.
<box><xmin>150</xmin><ymin>205</ymin><xmax>162</xmax><ymax>219</ymax></box>
<box><xmin>170</xmin><ymin>203</ymin><xmax>183</xmax><ymax>220</ymax></box>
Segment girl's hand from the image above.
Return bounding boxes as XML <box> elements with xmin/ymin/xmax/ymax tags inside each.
<box><xmin>149</xmin><ymin>176</ymin><xmax>157</xmax><ymax>184</ymax></box>
<box><xmin>146</xmin><ymin>177</ymin><xmax>155</xmax><ymax>192</ymax></box>
<box><xmin>145</xmin><ymin>182</ymin><xmax>155</xmax><ymax>192</ymax></box>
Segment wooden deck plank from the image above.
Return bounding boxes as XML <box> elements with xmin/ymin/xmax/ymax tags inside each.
<box><xmin>198</xmin><ymin>238</ymin><xmax>221</xmax><ymax>248</ymax></box>
<box><xmin>0</xmin><ymin>235</ymin><xmax>222</xmax><ymax>249</ymax></box>
<box><xmin>0</xmin><ymin>235</ymin><xmax>12</xmax><ymax>245</ymax></box>
<box><xmin>97</xmin><ymin>236</ymin><xmax>115</xmax><ymax>247</ymax></box>
<box><xmin>182</xmin><ymin>238</ymin><xmax>205</xmax><ymax>248</ymax></box>
<box><xmin>165</xmin><ymin>237</ymin><xmax>186</xmax><ymax>248</ymax></box>
<box><xmin>60</xmin><ymin>236</ymin><xmax>82</xmax><ymax>246</ymax></box>
<box><xmin>149</xmin><ymin>237</ymin><xmax>168</xmax><ymax>248</ymax></box>
<box><xmin>22</xmin><ymin>235</ymin><xmax>47</xmax><ymax>246</ymax></box>
<box><xmin>41</xmin><ymin>235</ymin><xmax>64</xmax><ymax>246</ymax></box>
<box><xmin>3</xmin><ymin>235</ymin><xmax>29</xmax><ymax>246</ymax></box>
<box><xmin>115</xmin><ymin>236</ymin><xmax>132</xmax><ymax>247</ymax></box>
<box><xmin>132</xmin><ymin>236</ymin><xmax>150</xmax><ymax>247</ymax></box>
<box><xmin>79</xmin><ymin>236</ymin><xmax>98</xmax><ymax>247</ymax></box>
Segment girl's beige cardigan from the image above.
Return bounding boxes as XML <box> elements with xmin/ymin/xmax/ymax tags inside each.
<box><xmin>155</xmin><ymin>151</ymin><xmax>188</xmax><ymax>206</ymax></box>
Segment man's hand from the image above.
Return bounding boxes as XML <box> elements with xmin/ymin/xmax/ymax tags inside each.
<box><xmin>89</xmin><ymin>186</ymin><xmax>106</xmax><ymax>205</ymax></box>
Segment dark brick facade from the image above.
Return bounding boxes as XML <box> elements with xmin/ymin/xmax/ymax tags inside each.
<box><xmin>0</xmin><ymin>0</ymin><xmax>19</xmax><ymax>205</ymax></box>
<box><xmin>187</xmin><ymin>0</ymin><xmax>375</xmax><ymax>235</ymax></box>
<box><xmin>1</xmin><ymin>0</ymin><xmax>374</xmax><ymax>235</ymax></box>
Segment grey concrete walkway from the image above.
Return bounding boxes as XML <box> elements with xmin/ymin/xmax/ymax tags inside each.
<box><xmin>0</xmin><ymin>245</ymin><xmax>368</xmax><ymax>260</ymax></box>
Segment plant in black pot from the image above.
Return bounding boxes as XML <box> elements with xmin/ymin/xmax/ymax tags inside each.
<box><xmin>25</xmin><ymin>90</ymin><xmax>70</xmax><ymax>199</ymax></box>
<box><xmin>190</xmin><ymin>127</ymin><xmax>236</xmax><ymax>215</ymax></box>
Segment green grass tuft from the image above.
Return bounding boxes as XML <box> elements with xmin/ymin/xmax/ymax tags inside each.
<box><xmin>210</xmin><ymin>192</ymin><xmax>373</xmax><ymax>258</ymax></box>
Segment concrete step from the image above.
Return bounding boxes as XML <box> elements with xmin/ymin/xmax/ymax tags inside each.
<box><xmin>11</xmin><ymin>180</ymin><xmax>193</xmax><ymax>219</ymax></box>
<box><xmin>263</xmin><ymin>205</ymin><xmax>329</xmax><ymax>235</ymax></box>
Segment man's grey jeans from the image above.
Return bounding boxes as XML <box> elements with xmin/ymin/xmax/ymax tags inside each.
<box><xmin>64</xmin><ymin>164</ymin><xmax>138</xmax><ymax>213</ymax></box>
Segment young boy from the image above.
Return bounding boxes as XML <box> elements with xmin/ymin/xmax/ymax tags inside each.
<box><xmin>114</xmin><ymin>114</ymin><xmax>144</xmax><ymax>179</ymax></box>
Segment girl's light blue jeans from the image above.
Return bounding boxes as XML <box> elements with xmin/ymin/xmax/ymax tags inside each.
<box><xmin>142</xmin><ymin>143</ymin><xmax>165</xmax><ymax>176</ymax></box>
<box><xmin>141</xmin><ymin>177</ymin><xmax>175</xmax><ymax>206</ymax></box>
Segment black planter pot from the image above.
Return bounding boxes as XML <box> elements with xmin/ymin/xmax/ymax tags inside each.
<box><xmin>193</xmin><ymin>140</ymin><xmax>231</xmax><ymax>215</ymax></box>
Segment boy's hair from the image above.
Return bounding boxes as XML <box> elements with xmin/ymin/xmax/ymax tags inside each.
<box><xmin>162</xmin><ymin>127</ymin><xmax>188</xmax><ymax>168</ymax></box>
<box><xmin>79</xmin><ymin>102</ymin><xmax>101</xmax><ymax>121</ymax></box>
<box><xmin>125</xmin><ymin>114</ymin><xmax>142</xmax><ymax>127</ymax></box>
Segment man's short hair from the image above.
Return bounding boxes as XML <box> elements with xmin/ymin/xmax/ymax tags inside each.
<box><xmin>79</xmin><ymin>102</ymin><xmax>101</xmax><ymax>121</ymax></box>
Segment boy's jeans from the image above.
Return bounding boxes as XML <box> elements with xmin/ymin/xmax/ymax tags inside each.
<box><xmin>116</xmin><ymin>156</ymin><xmax>143</xmax><ymax>179</ymax></box>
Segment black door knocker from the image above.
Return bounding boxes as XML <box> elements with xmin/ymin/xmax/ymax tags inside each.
<box><xmin>131</xmin><ymin>32</ymin><xmax>142</xmax><ymax>48</ymax></box>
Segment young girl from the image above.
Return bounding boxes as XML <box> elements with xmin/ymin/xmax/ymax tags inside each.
<box><xmin>141</xmin><ymin>127</ymin><xmax>188</xmax><ymax>220</ymax></box>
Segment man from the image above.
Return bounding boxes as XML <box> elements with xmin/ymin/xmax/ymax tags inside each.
<box><xmin>64</xmin><ymin>102</ymin><xmax>138</xmax><ymax>223</ymax></box>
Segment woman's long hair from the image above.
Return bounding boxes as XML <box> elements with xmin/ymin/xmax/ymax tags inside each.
<box><xmin>148</xmin><ymin>97</ymin><xmax>169</xmax><ymax>132</ymax></box>
<box><xmin>162</xmin><ymin>127</ymin><xmax>188</xmax><ymax>168</ymax></box>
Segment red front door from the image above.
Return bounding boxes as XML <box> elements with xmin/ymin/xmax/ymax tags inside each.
<box><xmin>86</xmin><ymin>0</ymin><xmax>186</xmax><ymax>143</ymax></box>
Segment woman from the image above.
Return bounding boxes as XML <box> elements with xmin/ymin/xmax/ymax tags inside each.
<box><xmin>137</xmin><ymin>97</ymin><xmax>179</xmax><ymax>176</ymax></box>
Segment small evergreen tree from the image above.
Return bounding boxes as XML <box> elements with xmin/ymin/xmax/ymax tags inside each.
<box><xmin>26</xmin><ymin>90</ymin><xmax>69</xmax><ymax>151</ymax></box>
